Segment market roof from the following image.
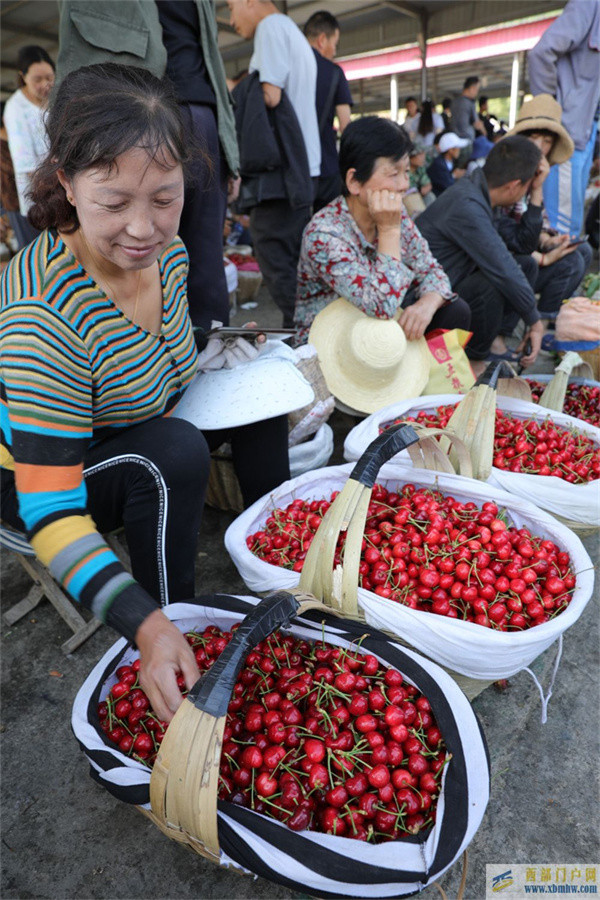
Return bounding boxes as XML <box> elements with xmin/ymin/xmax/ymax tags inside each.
<box><xmin>1</xmin><ymin>0</ymin><xmax>566</xmax><ymax>106</ymax></box>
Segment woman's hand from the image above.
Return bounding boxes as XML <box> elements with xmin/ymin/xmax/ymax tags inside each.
<box><xmin>398</xmin><ymin>292</ymin><xmax>444</xmax><ymax>340</ymax></box>
<box><xmin>135</xmin><ymin>609</ymin><xmax>200</xmax><ymax>723</ymax></box>
<box><xmin>367</xmin><ymin>189</ymin><xmax>403</xmax><ymax>260</ymax></box>
<box><xmin>367</xmin><ymin>188</ymin><xmax>403</xmax><ymax>232</ymax></box>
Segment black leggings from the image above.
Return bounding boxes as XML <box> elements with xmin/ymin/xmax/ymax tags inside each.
<box><xmin>1</xmin><ymin>414</ymin><xmax>290</xmax><ymax>607</ymax></box>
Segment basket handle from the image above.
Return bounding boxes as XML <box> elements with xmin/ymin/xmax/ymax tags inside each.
<box><xmin>187</xmin><ymin>590</ymin><xmax>301</xmax><ymax>717</ymax></box>
<box><xmin>475</xmin><ymin>359</ymin><xmax>516</xmax><ymax>388</ymax></box>
<box><xmin>348</xmin><ymin>422</ymin><xmax>420</xmax><ymax>486</ymax></box>
<box><xmin>405</xmin><ymin>425</ymin><xmax>474</xmax><ymax>477</ymax></box>
<box><xmin>299</xmin><ymin>424</ymin><xmax>419</xmax><ymax>616</ymax></box>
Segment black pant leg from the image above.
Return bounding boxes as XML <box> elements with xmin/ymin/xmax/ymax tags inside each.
<box><xmin>204</xmin><ymin>415</ymin><xmax>290</xmax><ymax>508</ymax></box>
<box><xmin>249</xmin><ymin>200</ymin><xmax>312</xmax><ymax>327</ymax></box>
<box><xmin>452</xmin><ymin>270</ymin><xmax>506</xmax><ymax>359</ymax></box>
<box><xmin>535</xmin><ymin>246</ymin><xmax>589</xmax><ymax>314</ymax></box>
<box><xmin>501</xmin><ymin>254</ymin><xmax>539</xmax><ymax>336</ymax></box>
<box><xmin>84</xmin><ymin>418</ymin><xmax>210</xmax><ymax>606</ymax></box>
<box><xmin>178</xmin><ymin>103</ymin><xmax>230</xmax><ymax>331</ymax></box>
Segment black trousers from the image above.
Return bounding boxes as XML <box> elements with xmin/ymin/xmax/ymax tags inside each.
<box><xmin>1</xmin><ymin>415</ymin><xmax>290</xmax><ymax>607</ymax></box>
<box><xmin>250</xmin><ymin>200</ymin><xmax>312</xmax><ymax>328</ymax></box>
<box><xmin>536</xmin><ymin>242</ymin><xmax>592</xmax><ymax>314</ymax></box>
<box><xmin>501</xmin><ymin>248</ymin><xmax>589</xmax><ymax>335</ymax></box>
<box><xmin>1</xmin><ymin>417</ymin><xmax>210</xmax><ymax>606</ymax></box>
<box><xmin>454</xmin><ymin>255</ymin><xmax>537</xmax><ymax>359</ymax></box>
<box><xmin>205</xmin><ymin>414</ymin><xmax>290</xmax><ymax>508</ymax></box>
<box><xmin>179</xmin><ymin>103</ymin><xmax>230</xmax><ymax>331</ymax></box>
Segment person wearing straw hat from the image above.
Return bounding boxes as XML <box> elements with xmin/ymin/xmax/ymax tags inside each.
<box><xmin>294</xmin><ymin>116</ymin><xmax>471</xmax><ymax>348</ymax></box>
<box><xmin>494</xmin><ymin>94</ymin><xmax>593</xmax><ymax>353</ymax></box>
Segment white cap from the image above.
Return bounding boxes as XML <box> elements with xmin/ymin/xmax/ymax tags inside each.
<box><xmin>438</xmin><ymin>133</ymin><xmax>470</xmax><ymax>153</ymax></box>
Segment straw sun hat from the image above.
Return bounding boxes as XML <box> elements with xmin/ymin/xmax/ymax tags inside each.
<box><xmin>507</xmin><ymin>94</ymin><xmax>574</xmax><ymax>165</ymax></box>
<box><xmin>308</xmin><ymin>298</ymin><xmax>430</xmax><ymax>414</ymax></box>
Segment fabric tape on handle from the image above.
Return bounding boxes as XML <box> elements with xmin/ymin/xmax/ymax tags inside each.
<box><xmin>187</xmin><ymin>590</ymin><xmax>300</xmax><ymax>716</ymax></box>
<box><xmin>476</xmin><ymin>359</ymin><xmax>516</xmax><ymax>388</ymax></box>
<box><xmin>349</xmin><ymin>423</ymin><xmax>419</xmax><ymax>487</ymax></box>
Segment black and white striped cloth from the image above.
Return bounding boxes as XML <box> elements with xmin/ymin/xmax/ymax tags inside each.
<box><xmin>72</xmin><ymin>595</ymin><xmax>490</xmax><ymax>899</ymax></box>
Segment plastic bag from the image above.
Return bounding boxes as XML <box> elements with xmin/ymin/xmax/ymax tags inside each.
<box><xmin>289</xmin><ymin>423</ymin><xmax>333</xmax><ymax>477</ymax></box>
<box><xmin>423</xmin><ymin>329</ymin><xmax>475</xmax><ymax>395</ymax></box>
<box><xmin>555</xmin><ymin>296</ymin><xmax>600</xmax><ymax>344</ymax></box>
<box><xmin>288</xmin><ymin>345</ymin><xmax>335</xmax><ymax>446</ymax></box>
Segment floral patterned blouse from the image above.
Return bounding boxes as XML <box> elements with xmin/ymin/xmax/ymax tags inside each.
<box><xmin>294</xmin><ymin>195</ymin><xmax>454</xmax><ymax>345</ymax></box>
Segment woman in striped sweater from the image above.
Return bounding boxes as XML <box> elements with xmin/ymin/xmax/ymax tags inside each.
<box><xmin>0</xmin><ymin>64</ymin><xmax>288</xmax><ymax>722</ymax></box>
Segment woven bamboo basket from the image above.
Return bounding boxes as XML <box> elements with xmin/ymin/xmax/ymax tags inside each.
<box><xmin>294</xmin><ymin>423</ymin><xmax>493</xmax><ymax>700</ymax></box>
<box><xmin>288</xmin><ymin>351</ymin><xmax>333</xmax><ymax>432</ymax></box>
<box><xmin>205</xmin><ymin>446</ymin><xmax>244</xmax><ymax>514</ymax></box>
<box><xmin>577</xmin><ymin>346</ymin><xmax>600</xmax><ymax>380</ymax></box>
<box><xmin>237</xmin><ymin>271</ymin><xmax>263</xmax><ymax>303</ymax></box>
<box><xmin>148</xmin><ymin>591</ymin><xmax>318</xmax><ymax>862</ymax></box>
<box><xmin>132</xmin><ymin>590</ymin><xmax>481</xmax><ymax>898</ymax></box>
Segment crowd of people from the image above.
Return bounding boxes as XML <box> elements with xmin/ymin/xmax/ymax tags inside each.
<box><xmin>0</xmin><ymin>0</ymin><xmax>597</xmax><ymax>722</ymax></box>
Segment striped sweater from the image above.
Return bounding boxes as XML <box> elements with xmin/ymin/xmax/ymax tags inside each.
<box><xmin>0</xmin><ymin>230</ymin><xmax>198</xmax><ymax>639</ymax></box>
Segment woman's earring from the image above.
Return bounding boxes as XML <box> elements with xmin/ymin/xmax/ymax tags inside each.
<box><xmin>67</xmin><ymin>194</ymin><xmax>75</xmax><ymax>205</ymax></box>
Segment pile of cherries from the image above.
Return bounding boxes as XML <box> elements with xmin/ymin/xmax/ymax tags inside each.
<box><xmin>388</xmin><ymin>406</ymin><xmax>600</xmax><ymax>483</ymax></box>
<box><xmin>98</xmin><ymin>626</ymin><xmax>448</xmax><ymax>842</ymax></box>
<box><xmin>526</xmin><ymin>380</ymin><xmax>600</xmax><ymax>428</ymax></box>
<box><xmin>247</xmin><ymin>485</ymin><xmax>576</xmax><ymax>630</ymax></box>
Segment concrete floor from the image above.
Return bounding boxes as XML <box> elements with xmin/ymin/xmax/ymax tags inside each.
<box><xmin>1</xmin><ymin>282</ymin><xmax>598</xmax><ymax>900</ymax></box>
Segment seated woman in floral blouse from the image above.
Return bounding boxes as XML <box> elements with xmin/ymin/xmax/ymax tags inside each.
<box><xmin>294</xmin><ymin>116</ymin><xmax>471</xmax><ymax>345</ymax></box>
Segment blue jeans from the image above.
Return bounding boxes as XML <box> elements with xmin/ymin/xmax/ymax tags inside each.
<box><xmin>543</xmin><ymin>120</ymin><xmax>598</xmax><ymax>237</ymax></box>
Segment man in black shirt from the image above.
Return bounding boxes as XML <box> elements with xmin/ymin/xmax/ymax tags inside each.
<box><xmin>417</xmin><ymin>136</ymin><xmax>545</xmax><ymax>374</ymax></box>
<box><xmin>303</xmin><ymin>10</ymin><xmax>353</xmax><ymax>212</ymax></box>
<box><xmin>156</xmin><ymin>1</ymin><xmax>239</xmax><ymax>332</ymax></box>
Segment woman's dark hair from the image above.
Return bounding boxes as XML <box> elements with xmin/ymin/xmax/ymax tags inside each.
<box><xmin>29</xmin><ymin>63</ymin><xmax>196</xmax><ymax>233</ymax></box>
<box><xmin>483</xmin><ymin>135</ymin><xmax>541</xmax><ymax>188</ymax></box>
<box><xmin>417</xmin><ymin>100</ymin><xmax>435</xmax><ymax>137</ymax></box>
<box><xmin>519</xmin><ymin>127</ymin><xmax>557</xmax><ymax>144</ymax></box>
<box><xmin>17</xmin><ymin>45</ymin><xmax>55</xmax><ymax>86</ymax></box>
<box><xmin>339</xmin><ymin>116</ymin><xmax>412</xmax><ymax>194</ymax></box>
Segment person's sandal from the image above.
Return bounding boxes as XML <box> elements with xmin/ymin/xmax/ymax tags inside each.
<box><xmin>486</xmin><ymin>348</ymin><xmax>520</xmax><ymax>362</ymax></box>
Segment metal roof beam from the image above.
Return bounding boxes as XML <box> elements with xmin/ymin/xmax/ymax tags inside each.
<box><xmin>381</xmin><ymin>1</ymin><xmax>422</xmax><ymax>20</ymax></box>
